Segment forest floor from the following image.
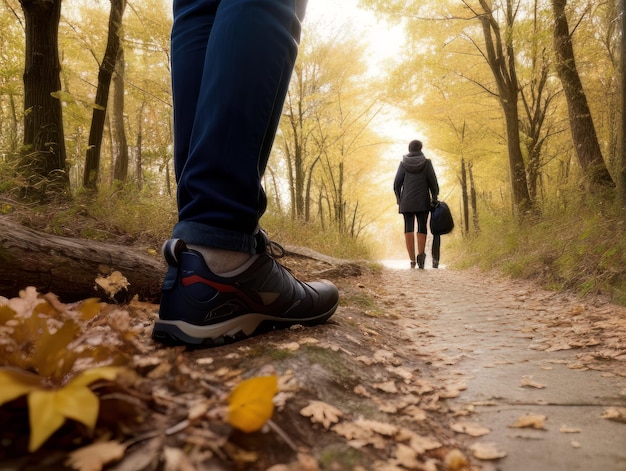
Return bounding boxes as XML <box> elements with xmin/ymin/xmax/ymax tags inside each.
<box><xmin>1</xmin><ymin>252</ymin><xmax>626</xmax><ymax>471</ymax></box>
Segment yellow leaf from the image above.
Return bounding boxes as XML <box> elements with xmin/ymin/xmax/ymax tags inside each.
<box><xmin>56</xmin><ymin>385</ymin><xmax>100</xmax><ymax>429</ymax></box>
<box><xmin>28</xmin><ymin>389</ymin><xmax>67</xmax><ymax>451</ymax></box>
<box><xmin>0</xmin><ymin>368</ymin><xmax>42</xmax><ymax>406</ymax></box>
<box><xmin>227</xmin><ymin>375</ymin><xmax>278</xmax><ymax>433</ymax></box>
<box><xmin>22</xmin><ymin>367</ymin><xmax>124</xmax><ymax>451</ymax></box>
<box><xmin>68</xmin><ymin>366</ymin><xmax>125</xmax><ymax>389</ymax></box>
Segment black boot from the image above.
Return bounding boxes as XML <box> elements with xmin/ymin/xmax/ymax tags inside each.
<box><xmin>417</xmin><ymin>253</ymin><xmax>426</xmax><ymax>269</ymax></box>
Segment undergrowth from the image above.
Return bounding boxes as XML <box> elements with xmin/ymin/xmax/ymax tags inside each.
<box><xmin>0</xmin><ymin>183</ymin><xmax>374</xmax><ymax>261</ymax></box>
<box><xmin>452</xmin><ymin>193</ymin><xmax>626</xmax><ymax>306</ymax></box>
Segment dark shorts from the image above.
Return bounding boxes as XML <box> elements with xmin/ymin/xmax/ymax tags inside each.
<box><xmin>403</xmin><ymin>211</ymin><xmax>429</xmax><ymax>234</ymax></box>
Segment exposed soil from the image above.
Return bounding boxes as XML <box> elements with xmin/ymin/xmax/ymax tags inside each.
<box><xmin>1</xmin><ymin>254</ymin><xmax>625</xmax><ymax>470</ymax></box>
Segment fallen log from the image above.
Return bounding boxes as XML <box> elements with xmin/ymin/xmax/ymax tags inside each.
<box><xmin>0</xmin><ymin>217</ymin><xmax>166</xmax><ymax>303</ymax></box>
<box><xmin>0</xmin><ymin>218</ymin><xmax>362</xmax><ymax>304</ymax></box>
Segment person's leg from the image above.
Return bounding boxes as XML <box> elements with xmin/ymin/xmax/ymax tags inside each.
<box><xmin>416</xmin><ymin>211</ymin><xmax>428</xmax><ymax>268</ymax></box>
<box><xmin>171</xmin><ymin>0</ymin><xmax>306</xmax><ymax>254</ymax></box>
<box><xmin>432</xmin><ymin>234</ymin><xmax>440</xmax><ymax>268</ymax></box>
<box><xmin>155</xmin><ymin>0</ymin><xmax>338</xmax><ymax>347</ymax></box>
<box><xmin>403</xmin><ymin>213</ymin><xmax>416</xmax><ymax>268</ymax></box>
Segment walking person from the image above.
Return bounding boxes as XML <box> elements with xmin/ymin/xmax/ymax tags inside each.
<box><xmin>152</xmin><ymin>0</ymin><xmax>339</xmax><ymax>347</ymax></box>
<box><xmin>394</xmin><ymin>139</ymin><xmax>440</xmax><ymax>269</ymax></box>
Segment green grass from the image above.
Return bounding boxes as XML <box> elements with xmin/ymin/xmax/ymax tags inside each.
<box><xmin>451</xmin><ymin>193</ymin><xmax>626</xmax><ymax>306</ymax></box>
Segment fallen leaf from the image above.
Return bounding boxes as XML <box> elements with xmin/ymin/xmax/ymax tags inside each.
<box><xmin>227</xmin><ymin>375</ymin><xmax>278</xmax><ymax>433</ymax></box>
<box><xmin>0</xmin><ymin>366</ymin><xmax>124</xmax><ymax>451</ymax></box>
<box><xmin>451</xmin><ymin>421</ymin><xmax>491</xmax><ymax>437</ymax></box>
<box><xmin>66</xmin><ymin>441</ymin><xmax>127</xmax><ymax>471</ymax></box>
<box><xmin>559</xmin><ymin>426</ymin><xmax>581</xmax><ymax>433</ymax></box>
<box><xmin>373</xmin><ymin>381</ymin><xmax>398</xmax><ymax>394</ymax></box>
<box><xmin>510</xmin><ymin>414</ymin><xmax>547</xmax><ymax>430</ymax></box>
<box><xmin>300</xmin><ymin>400</ymin><xmax>343</xmax><ymax>429</ymax></box>
<box><xmin>521</xmin><ymin>376</ymin><xmax>545</xmax><ymax>389</ymax></box>
<box><xmin>444</xmin><ymin>449</ymin><xmax>470</xmax><ymax>471</ymax></box>
<box><xmin>469</xmin><ymin>442</ymin><xmax>507</xmax><ymax>460</ymax></box>
<box><xmin>601</xmin><ymin>407</ymin><xmax>626</xmax><ymax>423</ymax></box>
<box><xmin>394</xmin><ymin>443</ymin><xmax>420</xmax><ymax>469</ymax></box>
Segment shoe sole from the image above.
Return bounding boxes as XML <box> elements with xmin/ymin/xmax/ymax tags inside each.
<box><xmin>152</xmin><ymin>301</ymin><xmax>339</xmax><ymax>347</ymax></box>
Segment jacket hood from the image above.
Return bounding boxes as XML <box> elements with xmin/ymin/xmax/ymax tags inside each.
<box><xmin>401</xmin><ymin>151</ymin><xmax>426</xmax><ymax>173</ymax></box>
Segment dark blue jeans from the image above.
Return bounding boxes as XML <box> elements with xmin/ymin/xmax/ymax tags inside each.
<box><xmin>170</xmin><ymin>0</ymin><xmax>306</xmax><ymax>253</ymax></box>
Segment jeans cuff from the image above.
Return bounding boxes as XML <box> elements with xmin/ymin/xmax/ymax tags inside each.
<box><xmin>172</xmin><ymin>221</ymin><xmax>256</xmax><ymax>253</ymax></box>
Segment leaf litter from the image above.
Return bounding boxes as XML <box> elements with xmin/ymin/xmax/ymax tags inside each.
<box><xmin>0</xmin><ymin>256</ymin><xmax>624</xmax><ymax>469</ymax></box>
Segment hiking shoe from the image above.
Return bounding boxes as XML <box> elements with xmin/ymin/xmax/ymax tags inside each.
<box><xmin>152</xmin><ymin>238</ymin><xmax>339</xmax><ymax>347</ymax></box>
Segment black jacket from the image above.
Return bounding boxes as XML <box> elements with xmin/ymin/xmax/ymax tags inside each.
<box><xmin>393</xmin><ymin>151</ymin><xmax>439</xmax><ymax>213</ymax></box>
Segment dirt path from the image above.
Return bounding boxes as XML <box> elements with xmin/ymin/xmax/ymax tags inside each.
<box><xmin>4</xmin><ymin>256</ymin><xmax>625</xmax><ymax>470</ymax></box>
<box><xmin>376</xmin><ymin>262</ymin><xmax>626</xmax><ymax>470</ymax></box>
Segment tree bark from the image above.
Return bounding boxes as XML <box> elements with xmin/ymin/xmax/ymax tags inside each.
<box><xmin>113</xmin><ymin>45</ymin><xmax>129</xmax><ymax>183</ymax></box>
<box><xmin>83</xmin><ymin>0</ymin><xmax>126</xmax><ymax>189</ymax></box>
<box><xmin>476</xmin><ymin>0</ymin><xmax>533</xmax><ymax>214</ymax></box>
<box><xmin>552</xmin><ymin>0</ymin><xmax>614</xmax><ymax>187</ymax></box>
<box><xmin>618</xmin><ymin>0</ymin><xmax>626</xmax><ymax>208</ymax></box>
<box><xmin>18</xmin><ymin>0</ymin><xmax>69</xmax><ymax>200</ymax></box>
<box><xmin>0</xmin><ymin>218</ymin><xmax>165</xmax><ymax>303</ymax></box>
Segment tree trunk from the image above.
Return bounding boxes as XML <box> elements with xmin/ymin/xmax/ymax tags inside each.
<box><xmin>113</xmin><ymin>45</ymin><xmax>129</xmax><ymax>183</ymax></box>
<box><xmin>552</xmin><ymin>0</ymin><xmax>614</xmax><ymax>188</ymax></box>
<box><xmin>618</xmin><ymin>0</ymin><xmax>626</xmax><ymax>208</ymax></box>
<box><xmin>469</xmin><ymin>161</ymin><xmax>480</xmax><ymax>233</ymax></box>
<box><xmin>18</xmin><ymin>0</ymin><xmax>69</xmax><ymax>200</ymax></box>
<box><xmin>83</xmin><ymin>0</ymin><xmax>126</xmax><ymax>189</ymax></box>
<box><xmin>0</xmin><ymin>218</ymin><xmax>164</xmax><ymax>303</ymax></box>
<box><xmin>460</xmin><ymin>158</ymin><xmax>469</xmax><ymax>235</ymax></box>
<box><xmin>477</xmin><ymin>0</ymin><xmax>533</xmax><ymax>214</ymax></box>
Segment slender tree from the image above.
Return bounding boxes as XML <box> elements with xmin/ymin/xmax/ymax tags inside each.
<box><xmin>83</xmin><ymin>0</ymin><xmax>127</xmax><ymax>189</ymax></box>
<box><xmin>552</xmin><ymin>0</ymin><xmax>614</xmax><ymax>188</ymax></box>
<box><xmin>466</xmin><ymin>0</ymin><xmax>533</xmax><ymax>214</ymax></box>
<box><xmin>112</xmin><ymin>45</ymin><xmax>129</xmax><ymax>183</ymax></box>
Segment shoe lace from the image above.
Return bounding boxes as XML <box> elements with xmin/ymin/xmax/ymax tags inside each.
<box><xmin>256</xmin><ymin>229</ymin><xmax>285</xmax><ymax>259</ymax></box>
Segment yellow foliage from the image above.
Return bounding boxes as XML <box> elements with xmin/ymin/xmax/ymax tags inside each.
<box><xmin>0</xmin><ymin>366</ymin><xmax>125</xmax><ymax>451</ymax></box>
<box><xmin>227</xmin><ymin>375</ymin><xmax>278</xmax><ymax>433</ymax></box>
<box><xmin>0</xmin><ymin>288</ymin><xmax>130</xmax><ymax>452</ymax></box>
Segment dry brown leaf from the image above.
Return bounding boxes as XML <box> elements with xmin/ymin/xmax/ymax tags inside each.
<box><xmin>353</xmin><ymin>384</ymin><xmax>371</xmax><ymax>398</ymax></box>
<box><xmin>394</xmin><ymin>443</ymin><xmax>420</xmax><ymax>469</ymax></box>
<box><xmin>356</xmin><ymin>356</ymin><xmax>374</xmax><ymax>366</ymax></box>
<box><xmin>94</xmin><ymin>271</ymin><xmax>129</xmax><ymax>298</ymax></box>
<box><xmin>510</xmin><ymin>414</ymin><xmax>547</xmax><ymax>429</ymax></box>
<box><xmin>300</xmin><ymin>400</ymin><xmax>343</xmax><ymax>429</ymax></box>
<box><xmin>559</xmin><ymin>426</ymin><xmax>581</xmax><ymax>433</ymax></box>
<box><xmin>546</xmin><ymin>342</ymin><xmax>572</xmax><ymax>352</ymax></box>
<box><xmin>373</xmin><ymin>381</ymin><xmax>398</xmax><ymax>394</ymax></box>
<box><xmin>441</xmin><ymin>381</ymin><xmax>467</xmax><ymax>398</ymax></box>
<box><xmin>469</xmin><ymin>442</ymin><xmax>507</xmax><ymax>460</ymax></box>
<box><xmin>403</xmin><ymin>405</ymin><xmax>427</xmax><ymax>422</ymax></box>
<box><xmin>520</xmin><ymin>375</ymin><xmax>546</xmax><ymax>389</ymax></box>
<box><xmin>601</xmin><ymin>407</ymin><xmax>626</xmax><ymax>423</ymax></box>
<box><xmin>355</xmin><ymin>418</ymin><xmax>398</xmax><ymax>437</ymax></box>
<box><xmin>451</xmin><ymin>421</ymin><xmax>491</xmax><ymax>437</ymax></box>
<box><xmin>66</xmin><ymin>441</ymin><xmax>126</xmax><ymax>471</ymax></box>
<box><xmin>277</xmin><ymin>342</ymin><xmax>300</xmax><ymax>351</ymax></box>
<box><xmin>401</xmin><ymin>429</ymin><xmax>442</xmax><ymax>455</ymax></box>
